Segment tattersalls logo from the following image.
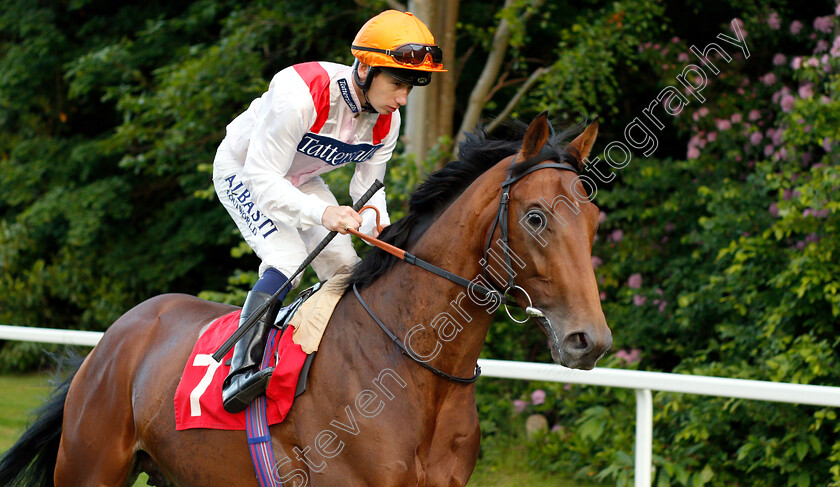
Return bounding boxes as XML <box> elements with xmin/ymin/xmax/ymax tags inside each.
<box><xmin>297</xmin><ymin>133</ymin><xmax>382</xmax><ymax>166</ymax></box>
<box><xmin>337</xmin><ymin>79</ymin><xmax>359</xmax><ymax>113</ymax></box>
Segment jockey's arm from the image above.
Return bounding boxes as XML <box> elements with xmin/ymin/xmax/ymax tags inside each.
<box><xmin>240</xmin><ymin>83</ymin><xmax>333</xmax><ymax>231</ymax></box>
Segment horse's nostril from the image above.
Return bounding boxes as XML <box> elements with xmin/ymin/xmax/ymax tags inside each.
<box><xmin>565</xmin><ymin>332</ymin><xmax>591</xmax><ymax>352</ymax></box>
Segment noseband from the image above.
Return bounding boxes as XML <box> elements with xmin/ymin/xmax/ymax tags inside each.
<box><xmin>353</xmin><ymin>156</ymin><xmax>580</xmax><ymax>383</ymax></box>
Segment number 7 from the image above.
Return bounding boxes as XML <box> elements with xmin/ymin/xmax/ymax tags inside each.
<box><xmin>190</xmin><ymin>354</ymin><xmax>223</xmax><ymax>417</ymax></box>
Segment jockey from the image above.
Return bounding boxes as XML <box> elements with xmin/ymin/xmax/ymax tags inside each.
<box><xmin>212</xmin><ymin>10</ymin><xmax>446</xmax><ymax>413</ymax></box>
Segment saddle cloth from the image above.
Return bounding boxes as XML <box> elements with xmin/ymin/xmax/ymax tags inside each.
<box><xmin>174</xmin><ymin>273</ymin><xmax>350</xmax><ymax>431</ymax></box>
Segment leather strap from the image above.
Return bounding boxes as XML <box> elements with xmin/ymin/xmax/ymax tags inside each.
<box><xmin>483</xmin><ymin>160</ymin><xmax>579</xmax><ymax>291</ymax></box>
<box><xmin>353</xmin><ymin>284</ymin><xmax>481</xmax><ymax>384</ymax></box>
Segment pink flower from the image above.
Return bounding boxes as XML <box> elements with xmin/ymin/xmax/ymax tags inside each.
<box><xmin>832</xmin><ymin>37</ymin><xmax>840</xmax><ymax>57</ymax></box>
<box><xmin>769</xmin><ymin>202</ymin><xmax>779</xmax><ymax>217</ymax></box>
<box><xmin>698</xmin><ymin>107</ymin><xmax>709</xmax><ymax>117</ymax></box>
<box><xmin>633</xmin><ymin>294</ymin><xmax>647</xmax><ymax>306</ymax></box>
<box><xmin>671</xmin><ymin>36</ymin><xmax>680</xmax><ymax>43</ymax></box>
<box><xmin>764</xmin><ymin>144</ymin><xmax>775</xmax><ymax>157</ymax></box>
<box><xmin>610</xmin><ymin>229</ymin><xmax>624</xmax><ymax>242</ymax></box>
<box><xmin>762</xmin><ymin>73</ymin><xmax>777</xmax><ymax>85</ymax></box>
<box><xmin>599</xmin><ymin>211</ymin><xmax>607</xmax><ymax>223</ymax></box>
<box><xmin>658</xmin><ymin>301</ymin><xmax>668</xmax><ymax>313</ymax></box>
<box><xmin>616</xmin><ymin>348</ymin><xmax>642</xmax><ymax>364</ymax></box>
<box><xmin>791</xmin><ymin>20</ymin><xmax>803</xmax><ymax>34</ymax></box>
<box><xmin>628</xmin><ymin>273</ymin><xmax>643</xmax><ymax>289</ymax></box>
<box><xmin>513</xmin><ymin>399</ymin><xmax>528</xmax><ymax>413</ymax></box>
<box><xmin>808</xmin><ymin>57</ymin><xmax>820</xmax><ymax>68</ymax></box>
<box><xmin>816</xmin><ymin>40</ymin><xmax>830</xmax><ymax>53</ymax></box>
<box><xmin>551</xmin><ymin>424</ymin><xmax>561</xmax><ymax>433</ymax></box>
<box><xmin>814</xmin><ymin>16</ymin><xmax>834</xmax><ymax>33</ymax></box>
<box><xmin>531</xmin><ymin>389</ymin><xmax>546</xmax><ymax>405</ymax></box>
<box><xmin>748</xmin><ymin>109</ymin><xmax>761</xmax><ymax>121</ymax></box>
<box><xmin>836</xmin><ymin>4</ymin><xmax>840</xmax><ymax>16</ymax></box>
<box><xmin>678</xmin><ymin>52</ymin><xmax>690</xmax><ymax>62</ymax></box>
<box><xmin>731</xmin><ymin>113</ymin><xmax>743</xmax><ymax>123</ymax></box>
<box><xmin>687</xmin><ymin>146</ymin><xmax>700</xmax><ymax>159</ymax></box>
<box><xmin>591</xmin><ymin>256</ymin><xmax>603</xmax><ymax>269</ymax></box>
<box><xmin>750</xmin><ymin>132</ymin><xmax>763</xmax><ymax>145</ymax></box>
<box><xmin>599</xmin><ymin>291</ymin><xmax>607</xmax><ymax>301</ymax></box>
<box><xmin>772</xmin><ymin>129</ymin><xmax>784</xmax><ymax>146</ymax></box>
<box><xmin>767</xmin><ymin>12</ymin><xmax>781</xmax><ymax>29</ymax></box>
<box><xmin>773</xmin><ymin>53</ymin><xmax>787</xmax><ymax>65</ymax></box>
<box><xmin>824</xmin><ymin>137</ymin><xmax>833</xmax><ymax>152</ymax></box>
<box><xmin>799</xmin><ymin>83</ymin><xmax>814</xmax><ymax>98</ymax></box>
<box><xmin>716</xmin><ymin>119</ymin><xmax>732</xmax><ymax>131</ymax></box>
<box><xmin>781</xmin><ymin>94</ymin><xmax>796</xmax><ymax>112</ymax></box>
<box><xmin>708</xmin><ymin>131</ymin><xmax>718</xmax><ymax>142</ymax></box>
<box><xmin>791</xmin><ymin>56</ymin><xmax>803</xmax><ymax>69</ymax></box>
<box><xmin>732</xmin><ymin>18</ymin><xmax>746</xmax><ymax>36</ymax></box>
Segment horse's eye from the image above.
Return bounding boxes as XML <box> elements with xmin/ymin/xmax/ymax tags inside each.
<box><xmin>526</xmin><ymin>209</ymin><xmax>546</xmax><ymax>228</ymax></box>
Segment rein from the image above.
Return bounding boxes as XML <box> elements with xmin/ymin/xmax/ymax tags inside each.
<box><xmin>347</xmin><ymin>158</ymin><xmax>580</xmax><ymax>384</ymax></box>
<box><xmin>353</xmin><ymin>283</ymin><xmax>481</xmax><ymax>383</ymax></box>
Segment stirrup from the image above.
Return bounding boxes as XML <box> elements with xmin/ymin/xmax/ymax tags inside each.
<box><xmin>222</xmin><ymin>366</ymin><xmax>275</xmax><ymax>414</ymax></box>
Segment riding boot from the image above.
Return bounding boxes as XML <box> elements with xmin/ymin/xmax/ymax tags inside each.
<box><xmin>221</xmin><ymin>290</ymin><xmax>281</xmax><ymax>413</ymax></box>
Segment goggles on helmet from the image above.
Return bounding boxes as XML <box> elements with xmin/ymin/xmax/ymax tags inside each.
<box><xmin>351</xmin><ymin>43</ymin><xmax>443</xmax><ymax>69</ymax></box>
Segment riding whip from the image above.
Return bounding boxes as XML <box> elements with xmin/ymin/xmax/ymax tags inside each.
<box><xmin>211</xmin><ymin>179</ymin><xmax>384</xmax><ymax>362</ymax></box>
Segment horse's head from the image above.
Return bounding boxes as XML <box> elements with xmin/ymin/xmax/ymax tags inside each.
<box><xmin>494</xmin><ymin>113</ymin><xmax>611</xmax><ymax>370</ymax></box>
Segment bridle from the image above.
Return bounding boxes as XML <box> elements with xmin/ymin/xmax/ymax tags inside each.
<box><xmin>350</xmin><ymin>155</ymin><xmax>580</xmax><ymax>383</ymax></box>
<box><xmin>483</xmin><ymin>157</ymin><xmax>580</xmax><ymax>323</ymax></box>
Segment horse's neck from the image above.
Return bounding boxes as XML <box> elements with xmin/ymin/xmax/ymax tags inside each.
<box><xmin>363</xmin><ymin>175</ymin><xmax>502</xmax><ymax>382</ymax></box>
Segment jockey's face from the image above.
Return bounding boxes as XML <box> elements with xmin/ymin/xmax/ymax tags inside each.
<box><xmin>357</xmin><ymin>65</ymin><xmax>413</xmax><ymax>114</ymax></box>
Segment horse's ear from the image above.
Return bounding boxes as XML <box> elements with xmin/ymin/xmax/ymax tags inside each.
<box><xmin>565</xmin><ymin>119</ymin><xmax>599</xmax><ymax>163</ymax></box>
<box><xmin>518</xmin><ymin>111</ymin><xmax>550</xmax><ymax>162</ymax></box>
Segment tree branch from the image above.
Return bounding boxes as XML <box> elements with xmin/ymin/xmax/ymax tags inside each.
<box><xmin>486</xmin><ymin>66</ymin><xmax>550</xmax><ymax>134</ymax></box>
<box><xmin>454</xmin><ymin>0</ymin><xmax>545</xmax><ymax>147</ymax></box>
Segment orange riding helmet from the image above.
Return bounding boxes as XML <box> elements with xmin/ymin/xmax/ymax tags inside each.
<box><xmin>351</xmin><ymin>10</ymin><xmax>446</xmax><ymax>89</ymax></box>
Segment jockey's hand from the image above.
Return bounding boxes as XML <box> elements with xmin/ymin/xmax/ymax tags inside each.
<box><xmin>322</xmin><ymin>206</ymin><xmax>363</xmax><ymax>234</ymax></box>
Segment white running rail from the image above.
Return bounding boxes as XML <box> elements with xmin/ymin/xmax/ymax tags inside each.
<box><xmin>4</xmin><ymin>325</ymin><xmax>840</xmax><ymax>486</ymax></box>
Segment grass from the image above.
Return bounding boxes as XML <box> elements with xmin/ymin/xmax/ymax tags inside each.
<box><xmin>2</xmin><ymin>373</ymin><xmax>597</xmax><ymax>486</ymax></box>
<box><xmin>469</xmin><ymin>442</ymin><xmax>601</xmax><ymax>486</ymax></box>
<box><xmin>0</xmin><ymin>372</ymin><xmax>51</xmax><ymax>453</ymax></box>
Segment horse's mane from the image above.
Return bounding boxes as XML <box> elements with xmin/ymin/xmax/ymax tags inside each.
<box><xmin>347</xmin><ymin>120</ymin><xmax>583</xmax><ymax>290</ymax></box>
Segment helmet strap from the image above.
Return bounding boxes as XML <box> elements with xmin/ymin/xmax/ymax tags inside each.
<box><xmin>352</xmin><ymin>60</ymin><xmax>380</xmax><ymax>113</ymax></box>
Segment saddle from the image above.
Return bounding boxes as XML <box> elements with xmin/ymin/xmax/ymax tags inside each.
<box><xmin>174</xmin><ymin>272</ymin><xmax>350</xmax><ymax>431</ymax></box>
<box><xmin>272</xmin><ymin>281</ymin><xmax>322</xmax><ymax>398</ymax></box>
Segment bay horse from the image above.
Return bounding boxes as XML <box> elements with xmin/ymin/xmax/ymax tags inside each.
<box><xmin>0</xmin><ymin>113</ymin><xmax>611</xmax><ymax>487</ymax></box>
